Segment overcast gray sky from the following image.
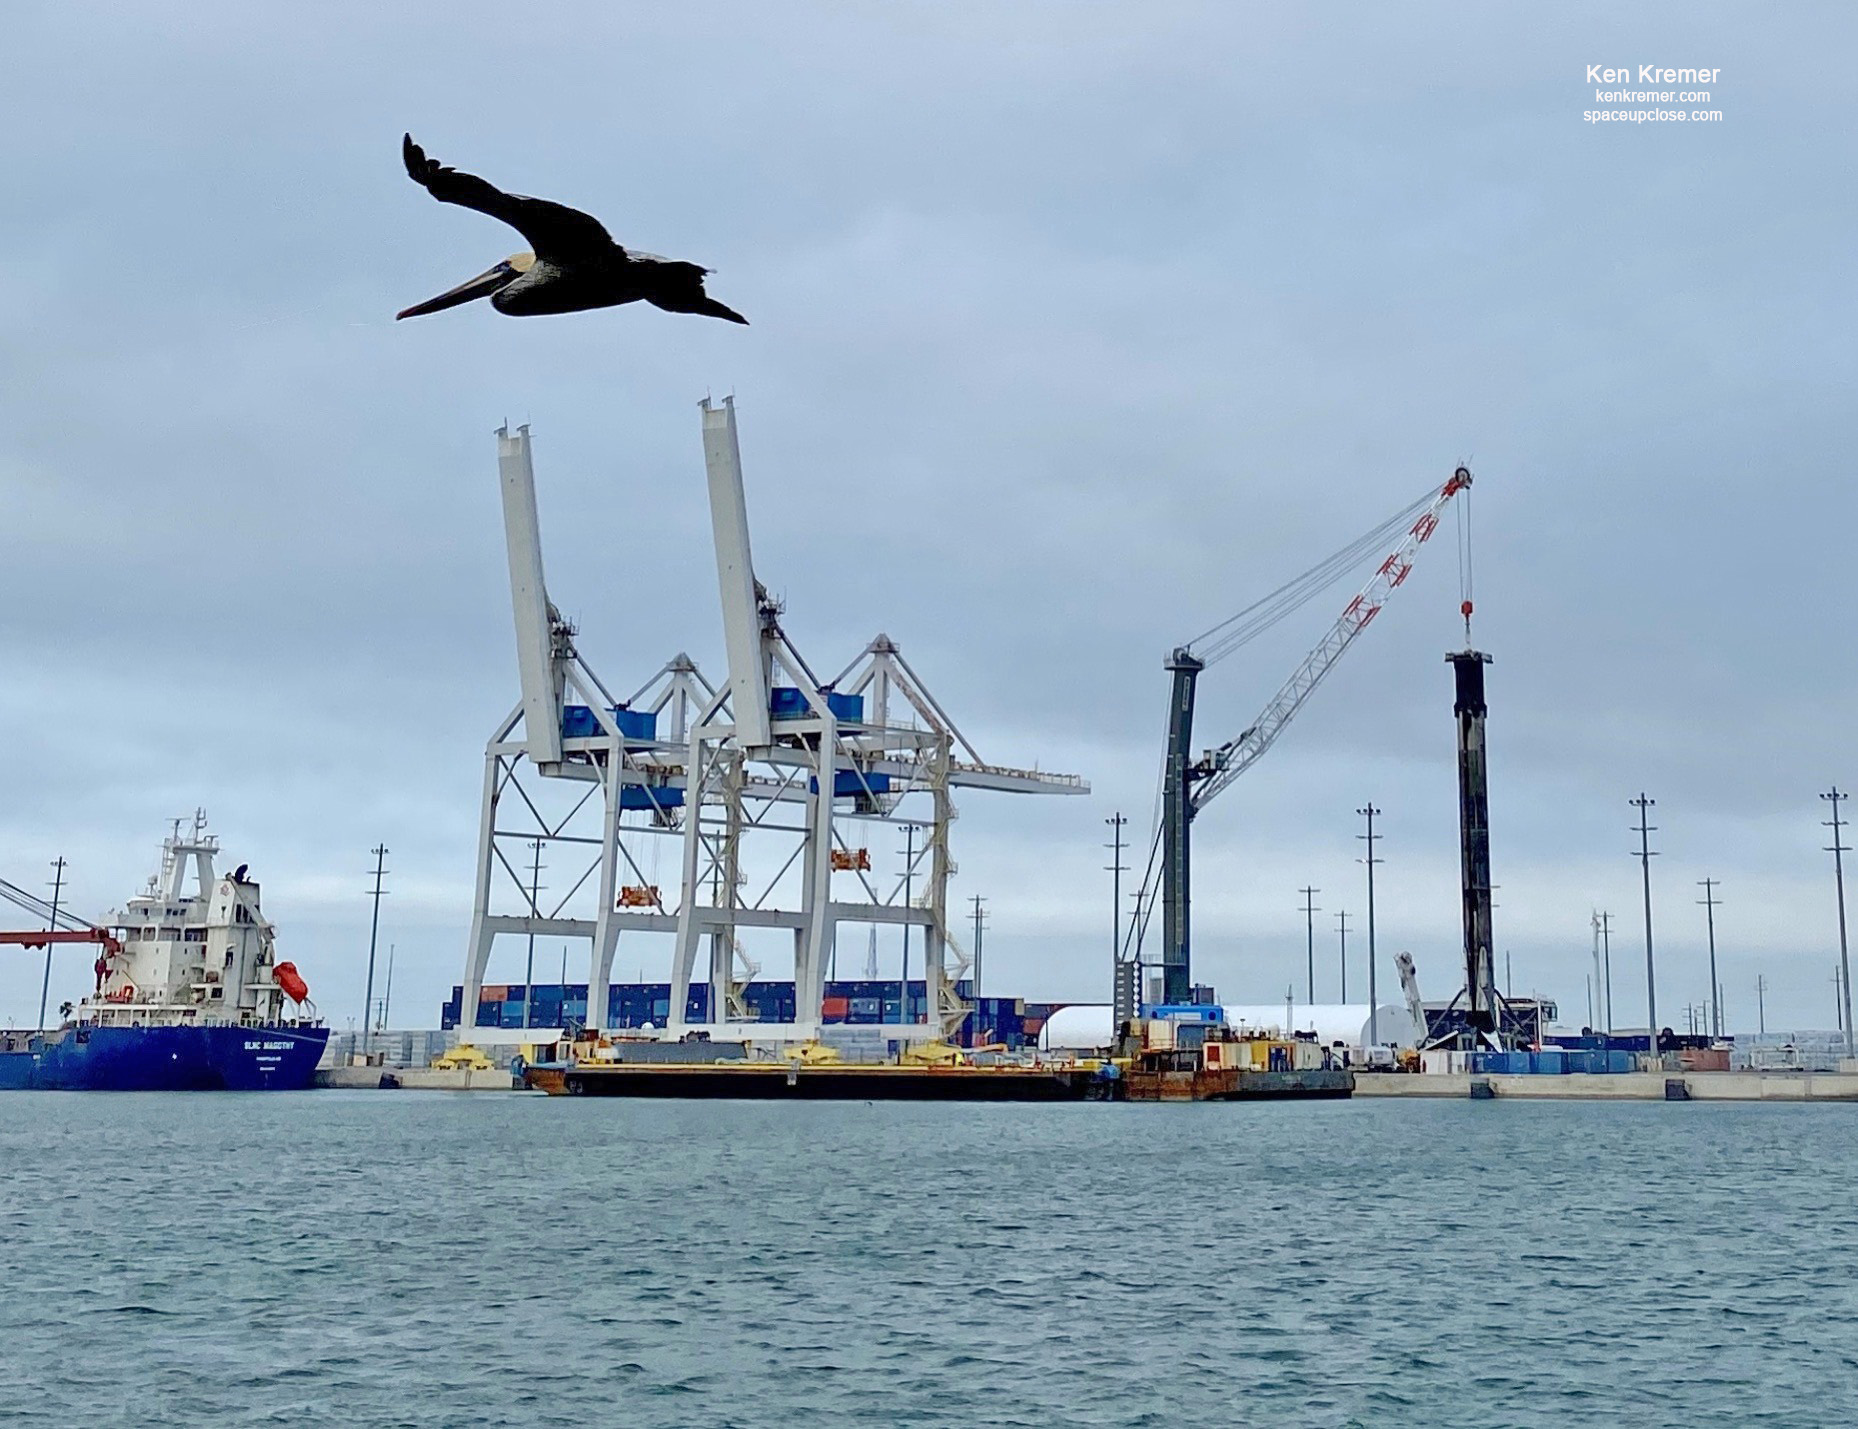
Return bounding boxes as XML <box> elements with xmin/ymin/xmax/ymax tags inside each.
<box><xmin>3</xmin><ymin>1</ymin><xmax>1854</xmax><ymax>1034</ymax></box>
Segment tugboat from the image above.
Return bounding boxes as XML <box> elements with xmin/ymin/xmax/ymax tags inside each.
<box><xmin>0</xmin><ymin>815</ymin><xmax>327</xmax><ymax>1090</ymax></box>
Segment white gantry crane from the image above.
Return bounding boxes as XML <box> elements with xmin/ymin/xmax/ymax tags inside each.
<box><xmin>1123</xmin><ymin>466</ymin><xmax>1471</xmax><ymax>1021</ymax></box>
<box><xmin>457</xmin><ymin>400</ymin><xmax>1086</xmax><ymax>1047</ymax></box>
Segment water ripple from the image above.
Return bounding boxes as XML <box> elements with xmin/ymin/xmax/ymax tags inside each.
<box><xmin>2</xmin><ymin>1094</ymin><xmax>1855</xmax><ymax>1425</ymax></box>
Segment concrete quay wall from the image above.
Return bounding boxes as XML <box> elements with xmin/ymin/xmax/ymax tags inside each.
<box><xmin>315</xmin><ymin>1065</ymin><xmax>523</xmax><ymax>1091</ymax></box>
<box><xmin>1355</xmin><ymin>1071</ymin><xmax>1858</xmax><ymax>1101</ymax></box>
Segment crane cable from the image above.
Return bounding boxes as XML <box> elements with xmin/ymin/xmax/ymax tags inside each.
<box><xmin>1183</xmin><ymin>484</ymin><xmax>1441</xmax><ymax>668</ymax></box>
<box><xmin>1456</xmin><ymin>473</ymin><xmax>1475</xmax><ymax>641</ymax></box>
<box><xmin>1120</xmin><ymin>819</ymin><xmax>1164</xmax><ymax>963</ymax></box>
<box><xmin>0</xmin><ymin>877</ymin><xmax>93</xmax><ymax>931</ymax></box>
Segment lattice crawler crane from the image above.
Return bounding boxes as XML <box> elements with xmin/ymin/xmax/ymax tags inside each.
<box><xmin>1124</xmin><ymin>467</ymin><xmax>1472</xmax><ymax>1019</ymax></box>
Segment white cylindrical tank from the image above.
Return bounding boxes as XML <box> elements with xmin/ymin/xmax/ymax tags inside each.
<box><xmin>1038</xmin><ymin>1004</ymin><xmax>1115</xmax><ymax>1052</ymax></box>
<box><xmin>1036</xmin><ymin>1002</ymin><xmax>1420</xmax><ymax>1052</ymax></box>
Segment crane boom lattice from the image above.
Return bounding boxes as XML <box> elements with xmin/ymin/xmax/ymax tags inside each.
<box><xmin>1190</xmin><ymin>468</ymin><xmax>1469</xmax><ymax>812</ymax></box>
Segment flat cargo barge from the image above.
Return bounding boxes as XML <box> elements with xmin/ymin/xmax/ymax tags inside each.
<box><xmin>526</xmin><ymin>1060</ymin><xmax>1107</xmax><ymax>1100</ymax></box>
<box><xmin>518</xmin><ymin>1017</ymin><xmax>1356</xmax><ymax>1102</ymax></box>
<box><xmin>1107</xmin><ymin>1011</ymin><xmax>1356</xmax><ymax>1100</ymax></box>
<box><xmin>1123</xmin><ymin>1066</ymin><xmax>1354</xmax><ymax>1101</ymax></box>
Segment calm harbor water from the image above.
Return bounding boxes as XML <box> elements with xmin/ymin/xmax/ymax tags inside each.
<box><xmin>2</xmin><ymin>1092</ymin><xmax>1855</xmax><ymax>1427</ymax></box>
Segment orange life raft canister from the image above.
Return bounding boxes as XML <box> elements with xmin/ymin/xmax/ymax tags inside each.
<box><xmin>273</xmin><ymin>962</ymin><xmax>310</xmax><ymax>1003</ymax></box>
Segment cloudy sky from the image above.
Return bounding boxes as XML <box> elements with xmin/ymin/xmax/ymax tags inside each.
<box><xmin>3</xmin><ymin>2</ymin><xmax>1853</xmax><ymax>1035</ymax></box>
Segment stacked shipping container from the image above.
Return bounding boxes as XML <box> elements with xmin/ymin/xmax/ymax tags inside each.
<box><xmin>441</xmin><ymin>981</ymin><xmax>1038</xmax><ymax>1049</ymax></box>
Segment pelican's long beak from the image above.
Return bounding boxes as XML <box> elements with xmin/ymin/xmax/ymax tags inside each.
<box><xmin>395</xmin><ymin>259</ymin><xmax>519</xmax><ymax>320</ymax></box>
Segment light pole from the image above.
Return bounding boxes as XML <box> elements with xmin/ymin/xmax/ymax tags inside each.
<box><xmin>1823</xmin><ymin>787</ymin><xmax>1854</xmax><ymax>1058</ymax></box>
<box><xmin>1105</xmin><ymin>813</ymin><xmax>1127</xmax><ymax>1013</ymax></box>
<box><xmin>36</xmin><ymin>857</ymin><xmax>66</xmax><ymax>1034</ymax></box>
<box><xmin>1600</xmin><ymin>910</ymin><xmax>1615</xmax><ymax>1036</ymax></box>
<box><xmin>1358</xmin><ymin>805</ymin><xmax>1383</xmax><ymax>1046</ymax></box>
<box><xmin>524</xmin><ymin>838</ymin><xmax>546</xmax><ymax>1030</ymax></box>
<box><xmin>1335</xmin><ymin>910</ymin><xmax>1350</xmax><ymax>1003</ymax></box>
<box><xmin>970</xmin><ymin>894</ymin><xmax>988</xmax><ymax>998</ymax></box>
<box><xmin>899</xmin><ymin>823</ymin><xmax>917</xmax><ymax>1026</ymax></box>
<box><xmin>362</xmin><ymin>844</ymin><xmax>389</xmax><ymax>1060</ymax></box>
<box><xmin>1589</xmin><ymin>911</ymin><xmax>1604</xmax><ymax>1033</ymax></box>
<box><xmin>1697</xmin><ymin>878</ymin><xmax>1723</xmax><ymax>1039</ymax></box>
<box><xmin>1299</xmin><ymin>886</ymin><xmax>1320</xmax><ymax>1006</ymax></box>
<box><xmin>1630</xmin><ymin>795</ymin><xmax>1659</xmax><ymax>1052</ymax></box>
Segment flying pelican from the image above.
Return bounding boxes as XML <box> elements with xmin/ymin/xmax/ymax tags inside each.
<box><xmin>396</xmin><ymin>135</ymin><xmax>748</xmax><ymax>325</ymax></box>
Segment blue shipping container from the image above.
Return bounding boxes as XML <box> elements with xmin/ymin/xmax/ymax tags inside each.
<box><xmin>620</xmin><ymin>785</ymin><xmax>685</xmax><ymax>811</ymax></box>
<box><xmin>612</xmin><ymin>706</ymin><xmax>657</xmax><ymax>741</ymax></box>
<box><xmin>562</xmin><ymin>705</ymin><xmax>659</xmax><ymax>742</ymax></box>
<box><xmin>811</xmin><ymin>770</ymin><xmax>893</xmax><ymax>798</ymax></box>
<box><xmin>769</xmin><ymin>687</ymin><xmax>865</xmax><ymax>723</ymax></box>
<box><xmin>459</xmin><ymin>977</ymin><xmax>990</xmax><ymax>1033</ymax></box>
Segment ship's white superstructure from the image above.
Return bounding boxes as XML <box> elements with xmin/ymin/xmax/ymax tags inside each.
<box><xmin>82</xmin><ymin>812</ymin><xmax>310</xmax><ymax>1029</ymax></box>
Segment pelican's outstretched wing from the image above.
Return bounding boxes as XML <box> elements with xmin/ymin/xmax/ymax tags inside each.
<box><xmin>402</xmin><ymin>135</ymin><xmax>619</xmax><ymax>262</ymax></box>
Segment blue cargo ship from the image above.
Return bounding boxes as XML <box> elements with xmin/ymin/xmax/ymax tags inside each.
<box><xmin>0</xmin><ymin>816</ymin><xmax>327</xmax><ymax>1091</ymax></box>
<box><xmin>0</xmin><ymin>1023</ymin><xmax>328</xmax><ymax>1091</ymax></box>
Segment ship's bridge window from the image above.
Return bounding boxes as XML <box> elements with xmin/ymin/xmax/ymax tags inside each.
<box><xmin>142</xmin><ymin>927</ymin><xmax>157</xmax><ymax>939</ymax></box>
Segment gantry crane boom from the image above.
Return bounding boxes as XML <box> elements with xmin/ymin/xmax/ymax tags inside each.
<box><xmin>1141</xmin><ymin>466</ymin><xmax>1471</xmax><ymax>1011</ymax></box>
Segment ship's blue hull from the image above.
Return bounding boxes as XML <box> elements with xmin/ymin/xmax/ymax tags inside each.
<box><xmin>0</xmin><ymin>1023</ymin><xmax>328</xmax><ymax>1091</ymax></box>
